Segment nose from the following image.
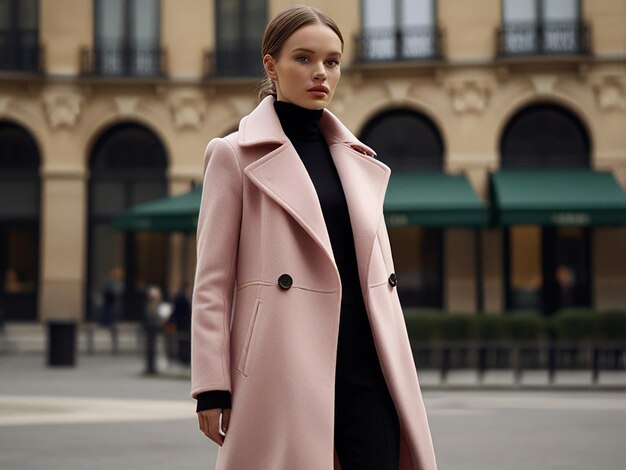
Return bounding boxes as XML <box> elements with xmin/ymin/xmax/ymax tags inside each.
<box><xmin>313</xmin><ymin>62</ymin><xmax>327</xmax><ymax>81</ymax></box>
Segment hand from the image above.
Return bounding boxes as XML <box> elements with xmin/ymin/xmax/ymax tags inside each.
<box><xmin>197</xmin><ymin>408</ymin><xmax>231</xmax><ymax>446</ymax></box>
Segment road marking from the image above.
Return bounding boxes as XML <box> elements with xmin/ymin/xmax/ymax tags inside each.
<box><xmin>0</xmin><ymin>396</ymin><xmax>193</xmax><ymax>427</ymax></box>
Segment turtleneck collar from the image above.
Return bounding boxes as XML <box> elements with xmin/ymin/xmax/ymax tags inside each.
<box><xmin>274</xmin><ymin>100</ymin><xmax>324</xmax><ymax>142</ymax></box>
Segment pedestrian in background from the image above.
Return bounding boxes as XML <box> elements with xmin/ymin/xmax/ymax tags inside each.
<box><xmin>191</xmin><ymin>5</ymin><xmax>436</xmax><ymax>470</ymax></box>
<box><xmin>144</xmin><ymin>284</ymin><xmax>163</xmax><ymax>375</ymax></box>
<box><xmin>166</xmin><ymin>283</ymin><xmax>192</xmax><ymax>365</ymax></box>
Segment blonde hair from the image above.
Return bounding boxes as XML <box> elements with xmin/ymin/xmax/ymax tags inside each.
<box><xmin>258</xmin><ymin>5</ymin><xmax>344</xmax><ymax>101</ymax></box>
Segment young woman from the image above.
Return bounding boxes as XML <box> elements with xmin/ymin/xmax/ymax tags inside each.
<box><xmin>191</xmin><ymin>6</ymin><xmax>437</xmax><ymax>470</ymax></box>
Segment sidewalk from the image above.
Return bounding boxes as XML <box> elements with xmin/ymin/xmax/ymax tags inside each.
<box><xmin>2</xmin><ymin>322</ymin><xmax>625</xmax><ymax>390</ymax></box>
<box><xmin>0</xmin><ymin>322</ymin><xmax>142</xmax><ymax>355</ymax></box>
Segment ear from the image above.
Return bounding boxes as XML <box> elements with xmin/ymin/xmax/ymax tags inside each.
<box><xmin>263</xmin><ymin>54</ymin><xmax>278</xmax><ymax>81</ymax></box>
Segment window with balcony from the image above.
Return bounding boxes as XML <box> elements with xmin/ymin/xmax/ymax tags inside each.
<box><xmin>498</xmin><ymin>0</ymin><xmax>589</xmax><ymax>56</ymax></box>
<box><xmin>0</xmin><ymin>0</ymin><xmax>39</xmax><ymax>72</ymax></box>
<box><xmin>211</xmin><ymin>0</ymin><xmax>266</xmax><ymax>77</ymax></box>
<box><xmin>89</xmin><ymin>0</ymin><xmax>162</xmax><ymax>77</ymax></box>
<box><xmin>357</xmin><ymin>0</ymin><xmax>440</xmax><ymax>62</ymax></box>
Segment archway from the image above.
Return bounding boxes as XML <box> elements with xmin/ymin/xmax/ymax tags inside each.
<box><xmin>0</xmin><ymin>122</ymin><xmax>40</xmax><ymax>321</ymax></box>
<box><xmin>360</xmin><ymin>108</ymin><xmax>444</xmax><ymax>171</ymax></box>
<box><xmin>87</xmin><ymin>123</ymin><xmax>169</xmax><ymax>322</ymax></box>
<box><xmin>500</xmin><ymin>103</ymin><xmax>591</xmax><ymax>314</ymax></box>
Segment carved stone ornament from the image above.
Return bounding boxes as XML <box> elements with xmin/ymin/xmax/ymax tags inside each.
<box><xmin>447</xmin><ymin>80</ymin><xmax>491</xmax><ymax>115</ymax></box>
<box><xmin>169</xmin><ymin>94</ymin><xmax>206</xmax><ymax>130</ymax></box>
<box><xmin>385</xmin><ymin>80</ymin><xmax>411</xmax><ymax>102</ymax></box>
<box><xmin>114</xmin><ymin>96</ymin><xmax>139</xmax><ymax>116</ymax></box>
<box><xmin>42</xmin><ymin>90</ymin><xmax>83</xmax><ymax>129</ymax></box>
<box><xmin>592</xmin><ymin>76</ymin><xmax>625</xmax><ymax>112</ymax></box>
<box><xmin>529</xmin><ymin>75</ymin><xmax>558</xmax><ymax>94</ymax></box>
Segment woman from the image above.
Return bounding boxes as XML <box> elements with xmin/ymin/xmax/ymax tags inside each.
<box><xmin>192</xmin><ymin>5</ymin><xmax>437</xmax><ymax>470</ymax></box>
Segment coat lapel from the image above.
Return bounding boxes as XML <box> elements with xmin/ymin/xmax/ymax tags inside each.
<box><xmin>320</xmin><ymin>105</ymin><xmax>391</xmax><ymax>294</ymax></box>
<box><xmin>244</xmin><ymin>141</ymin><xmax>335</xmax><ymax>265</ymax></box>
<box><xmin>240</xmin><ymin>96</ymin><xmax>391</xmax><ymax>289</ymax></box>
<box><xmin>329</xmin><ymin>143</ymin><xmax>390</xmax><ymax>296</ymax></box>
<box><xmin>241</xmin><ymin>97</ymin><xmax>335</xmax><ymax>264</ymax></box>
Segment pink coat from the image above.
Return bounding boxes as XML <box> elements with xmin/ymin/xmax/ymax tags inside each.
<box><xmin>191</xmin><ymin>96</ymin><xmax>437</xmax><ymax>470</ymax></box>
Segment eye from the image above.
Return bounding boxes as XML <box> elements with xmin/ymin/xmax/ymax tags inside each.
<box><xmin>326</xmin><ymin>59</ymin><xmax>340</xmax><ymax>67</ymax></box>
<box><xmin>296</xmin><ymin>56</ymin><xmax>309</xmax><ymax>63</ymax></box>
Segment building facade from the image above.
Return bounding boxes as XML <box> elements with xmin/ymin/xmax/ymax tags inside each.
<box><xmin>0</xmin><ymin>0</ymin><xmax>625</xmax><ymax>325</ymax></box>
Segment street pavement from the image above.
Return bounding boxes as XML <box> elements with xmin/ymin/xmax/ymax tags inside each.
<box><xmin>1</xmin><ymin>353</ymin><xmax>625</xmax><ymax>470</ymax></box>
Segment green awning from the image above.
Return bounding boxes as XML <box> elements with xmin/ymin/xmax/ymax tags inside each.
<box><xmin>490</xmin><ymin>169</ymin><xmax>626</xmax><ymax>226</ymax></box>
<box><xmin>384</xmin><ymin>171</ymin><xmax>488</xmax><ymax>227</ymax></box>
<box><xmin>111</xmin><ymin>187</ymin><xmax>202</xmax><ymax>232</ymax></box>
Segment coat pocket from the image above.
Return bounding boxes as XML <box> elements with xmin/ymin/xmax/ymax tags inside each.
<box><xmin>236</xmin><ymin>298</ymin><xmax>263</xmax><ymax>377</ymax></box>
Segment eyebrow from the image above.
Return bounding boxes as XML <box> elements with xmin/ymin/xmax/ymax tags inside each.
<box><xmin>290</xmin><ymin>47</ymin><xmax>342</xmax><ymax>56</ymax></box>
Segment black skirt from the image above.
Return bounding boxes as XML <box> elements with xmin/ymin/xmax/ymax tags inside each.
<box><xmin>334</xmin><ymin>291</ymin><xmax>400</xmax><ymax>470</ymax></box>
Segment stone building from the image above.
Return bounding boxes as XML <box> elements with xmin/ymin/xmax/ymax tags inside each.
<box><xmin>0</xmin><ymin>0</ymin><xmax>624</xmax><ymax>328</ymax></box>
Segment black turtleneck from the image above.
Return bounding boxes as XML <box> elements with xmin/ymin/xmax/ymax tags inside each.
<box><xmin>274</xmin><ymin>101</ymin><xmax>380</xmax><ymax>387</ymax></box>
<box><xmin>273</xmin><ymin>100</ymin><xmax>363</xmax><ymax>304</ymax></box>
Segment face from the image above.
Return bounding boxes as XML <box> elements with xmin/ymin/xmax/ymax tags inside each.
<box><xmin>263</xmin><ymin>23</ymin><xmax>342</xmax><ymax>109</ymax></box>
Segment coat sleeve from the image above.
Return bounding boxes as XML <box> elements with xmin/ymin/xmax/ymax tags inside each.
<box><xmin>190</xmin><ymin>137</ymin><xmax>243</xmax><ymax>400</ymax></box>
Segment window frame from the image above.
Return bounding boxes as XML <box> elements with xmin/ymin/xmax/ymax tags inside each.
<box><xmin>92</xmin><ymin>0</ymin><xmax>162</xmax><ymax>77</ymax></box>
<box><xmin>0</xmin><ymin>0</ymin><xmax>40</xmax><ymax>72</ymax></box>
<box><xmin>498</xmin><ymin>0</ymin><xmax>586</xmax><ymax>56</ymax></box>
<box><xmin>214</xmin><ymin>0</ymin><xmax>267</xmax><ymax>77</ymax></box>
<box><xmin>358</xmin><ymin>0</ymin><xmax>440</xmax><ymax>62</ymax></box>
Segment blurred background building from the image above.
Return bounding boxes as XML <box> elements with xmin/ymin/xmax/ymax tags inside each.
<box><xmin>0</xmin><ymin>0</ymin><xmax>624</xmax><ymax>328</ymax></box>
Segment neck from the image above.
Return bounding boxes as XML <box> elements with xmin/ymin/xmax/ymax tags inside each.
<box><xmin>274</xmin><ymin>100</ymin><xmax>324</xmax><ymax>142</ymax></box>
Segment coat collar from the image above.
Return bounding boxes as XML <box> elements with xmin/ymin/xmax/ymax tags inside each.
<box><xmin>241</xmin><ymin>96</ymin><xmax>390</xmax><ymax>297</ymax></box>
<box><xmin>238</xmin><ymin>96</ymin><xmax>377</xmax><ymax>157</ymax></box>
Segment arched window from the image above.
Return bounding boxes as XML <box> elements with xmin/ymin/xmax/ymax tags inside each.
<box><xmin>360</xmin><ymin>109</ymin><xmax>444</xmax><ymax>171</ymax></box>
<box><xmin>499</xmin><ymin>103</ymin><xmax>591</xmax><ymax>314</ymax></box>
<box><xmin>360</xmin><ymin>110</ymin><xmax>445</xmax><ymax>308</ymax></box>
<box><xmin>501</xmin><ymin>103</ymin><xmax>589</xmax><ymax>169</ymax></box>
<box><xmin>0</xmin><ymin>122</ymin><xmax>40</xmax><ymax>320</ymax></box>
<box><xmin>87</xmin><ymin>123</ymin><xmax>168</xmax><ymax>322</ymax></box>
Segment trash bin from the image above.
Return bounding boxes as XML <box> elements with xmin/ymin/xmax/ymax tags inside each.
<box><xmin>47</xmin><ymin>321</ymin><xmax>77</xmax><ymax>366</ymax></box>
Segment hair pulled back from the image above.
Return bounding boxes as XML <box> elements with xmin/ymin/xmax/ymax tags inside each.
<box><xmin>258</xmin><ymin>5</ymin><xmax>344</xmax><ymax>101</ymax></box>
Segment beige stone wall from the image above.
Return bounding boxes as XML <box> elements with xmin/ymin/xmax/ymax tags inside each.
<box><xmin>1</xmin><ymin>0</ymin><xmax>625</xmax><ymax>322</ymax></box>
<box><xmin>585</xmin><ymin>0</ymin><xmax>626</xmax><ymax>56</ymax></box>
<box><xmin>162</xmin><ymin>0</ymin><xmax>214</xmax><ymax>79</ymax></box>
<box><xmin>439</xmin><ymin>0</ymin><xmax>500</xmax><ymax>60</ymax></box>
<box><xmin>40</xmin><ymin>171</ymin><xmax>87</xmax><ymax>321</ymax></box>
<box><xmin>40</xmin><ymin>0</ymin><xmax>92</xmax><ymax>75</ymax></box>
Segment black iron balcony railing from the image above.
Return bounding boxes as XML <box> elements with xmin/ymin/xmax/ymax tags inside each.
<box><xmin>81</xmin><ymin>44</ymin><xmax>167</xmax><ymax>78</ymax></box>
<box><xmin>497</xmin><ymin>21</ymin><xmax>590</xmax><ymax>56</ymax></box>
<box><xmin>203</xmin><ymin>45</ymin><xmax>263</xmax><ymax>79</ymax></box>
<box><xmin>354</xmin><ymin>26</ymin><xmax>443</xmax><ymax>63</ymax></box>
<box><xmin>0</xmin><ymin>30</ymin><xmax>42</xmax><ymax>73</ymax></box>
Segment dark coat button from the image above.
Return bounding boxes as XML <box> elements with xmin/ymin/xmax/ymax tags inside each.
<box><xmin>388</xmin><ymin>273</ymin><xmax>398</xmax><ymax>287</ymax></box>
<box><xmin>278</xmin><ymin>274</ymin><xmax>293</xmax><ymax>290</ymax></box>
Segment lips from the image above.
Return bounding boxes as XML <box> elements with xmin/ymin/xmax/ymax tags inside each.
<box><xmin>308</xmin><ymin>86</ymin><xmax>329</xmax><ymax>94</ymax></box>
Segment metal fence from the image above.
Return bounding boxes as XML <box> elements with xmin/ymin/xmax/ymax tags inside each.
<box><xmin>496</xmin><ymin>21</ymin><xmax>590</xmax><ymax>56</ymax></box>
<box><xmin>81</xmin><ymin>45</ymin><xmax>167</xmax><ymax>78</ymax></box>
<box><xmin>354</xmin><ymin>26</ymin><xmax>443</xmax><ymax>63</ymax></box>
<box><xmin>412</xmin><ymin>340</ymin><xmax>625</xmax><ymax>384</ymax></box>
